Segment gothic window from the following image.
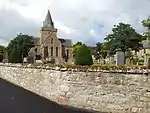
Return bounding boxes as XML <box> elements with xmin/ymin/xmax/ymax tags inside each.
<box><xmin>51</xmin><ymin>47</ymin><xmax>53</xmax><ymax>56</ymax></box>
<box><xmin>51</xmin><ymin>38</ymin><xmax>53</xmax><ymax>44</ymax></box>
<box><xmin>66</xmin><ymin>49</ymin><xmax>69</xmax><ymax>58</ymax></box>
<box><xmin>44</xmin><ymin>46</ymin><xmax>48</xmax><ymax>58</ymax></box>
<box><xmin>56</xmin><ymin>47</ymin><xmax>58</xmax><ymax>57</ymax></box>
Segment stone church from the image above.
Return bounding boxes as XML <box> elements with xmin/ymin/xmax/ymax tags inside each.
<box><xmin>32</xmin><ymin>10</ymin><xmax>73</xmax><ymax>64</ymax></box>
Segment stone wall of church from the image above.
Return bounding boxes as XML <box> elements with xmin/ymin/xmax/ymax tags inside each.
<box><xmin>40</xmin><ymin>29</ymin><xmax>62</xmax><ymax>60</ymax></box>
<box><xmin>0</xmin><ymin>64</ymin><xmax>150</xmax><ymax>113</ymax></box>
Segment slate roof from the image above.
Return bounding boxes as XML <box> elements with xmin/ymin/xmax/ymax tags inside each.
<box><xmin>31</xmin><ymin>37</ymin><xmax>72</xmax><ymax>47</ymax></box>
<box><xmin>32</xmin><ymin>37</ymin><xmax>40</xmax><ymax>46</ymax></box>
<box><xmin>58</xmin><ymin>38</ymin><xmax>72</xmax><ymax>47</ymax></box>
<box><xmin>43</xmin><ymin>10</ymin><xmax>54</xmax><ymax>28</ymax></box>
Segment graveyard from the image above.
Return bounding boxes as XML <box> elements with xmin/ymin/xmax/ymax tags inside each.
<box><xmin>1</xmin><ymin>1</ymin><xmax>150</xmax><ymax>112</ymax></box>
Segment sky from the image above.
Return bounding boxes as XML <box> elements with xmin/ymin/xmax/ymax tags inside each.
<box><xmin>0</xmin><ymin>0</ymin><xmax>150</xmax><ymax>46</ymax></box>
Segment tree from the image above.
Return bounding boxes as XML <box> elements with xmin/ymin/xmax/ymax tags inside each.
<box><xmin>7</xmin><ymin>33</ymin><xmax>34</xmax><ymax>63</ymax></box>
<box><xmin>75</xmin><ymin>44</ymin><xmax>93</xmax><ymax>65</ymax></box>
<box><xmin>8</xmin><ymin>45</ymin><xmax>22</xmax><ymax>63</ymax></box>
<box><xmin>142</xmin><ymin>17</ymin><xmax>150</xmax><ymax>29</ymax></box>
<box><xmin>72</xmin><ymin>42</ymin><xmax>83</xmax><ymax>57</ymax></box>
<box><xmin>0</xmin><ymin>45</ymin><xmax>6</xmax><ymax>62</ymax></box>
<box><xmin>92</xmin><ymin>42</ymin><xmax>107</xmax><ymax>64</ymax></box>
<box><xmin>104</xmin><ymin>23</ymin><xmax>143</xmax><ymax>55</ymax></box>
<box><xmin>142</xmin><ymin>17</ymin><xmax>150</xmax><ymax>39</ymax></box>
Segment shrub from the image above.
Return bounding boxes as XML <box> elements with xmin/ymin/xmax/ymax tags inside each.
<box><xmin>0</xmin><ymin>54</ymin><xmax>3</xmax><ymax>62</ymax></box>
<box><xmin>8</xmin><ymin>46</ymin><xmax>22</xmax><ymax>63</ymax></box>
<box><xmin>75</xmin><ymin>44</ymin><xmax>93</xmax><ymax>66</ymax></box>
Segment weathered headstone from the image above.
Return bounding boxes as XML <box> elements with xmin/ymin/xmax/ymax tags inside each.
<box><xmin>110</xmin><ymin>56</ymin><xmax>115</xmax><ymax>64</ymax></box>
<box><xmin>147</xmin><ymin>57</ymin><xmax>150</xmax><ymax>69</ymax></box>
<box><xmin>144</xmin><ymin>55</ymin><xmax>149</xmax><ymax>66</ymax></box>
<box><xmin>130</xmin><ymin>58</ymin><xmax>134</xmax><ymax>65</ymax></box>
<box><xmin>126</xmin><ymin>58</ymin><xmax>130</xmax><ymax>65</ymax></box>
<box><xmin>116</xmin><ymin>52</ymin><xmax>125</xmax><ymax>66</ymax></box>
<box><xmin>27</xmin><ymin>48</ymin><xmax>36</xmax><ymax>63</ymax></box>
<box><xmin>23</xmin><ymin>57</ymin><xmax>27</xmax><ymax>63</ymax></box>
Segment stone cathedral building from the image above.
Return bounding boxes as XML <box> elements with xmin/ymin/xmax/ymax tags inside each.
<box><xmin>32</xmin><ymin>10</ymin><xmax>73</xmax><ymax>64</ymax></box>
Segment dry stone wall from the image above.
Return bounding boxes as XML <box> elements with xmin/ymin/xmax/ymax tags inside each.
<box><xmin>0</xmin><ymin>64</ymin><xmax>150</xmax><ymax>113</ymax></box>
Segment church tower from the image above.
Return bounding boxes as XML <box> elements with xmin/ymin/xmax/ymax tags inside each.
<box><xmin>40</xmin><ymin>10</ymin><xmax>58</xmax><ymax>61</ymax></box>
<box><xmin>43</xmin><ymin>10</ymin><xmax>54</xmax><ymax>28</ymax></box>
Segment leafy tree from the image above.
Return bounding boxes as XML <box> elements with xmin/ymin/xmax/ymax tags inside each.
<box><xmin>75</xmin><ymin>44</ymin><xmax>93</xmax><ymax>65</ymax></box>
<box><xmin>92</xmin><ymin>42</ymin><xmax>102</xmax><ymax>60</ymax></box>
<box><xmin>0</xmin><ymin>45</ymin><xmax>6</xmax><ymax>54</ymax></box>
<box><xmin>72</xmin><ymin>42</ymin><xmax>83</xmax><ymax>57</ymax></box>
<box><xmin>88</xmin><ymin>46</ymin><xmax>94</xmax><ymax>53</ymax></box>
<box><xmin>7</xmin><ymin>33</ymin><xmax>34</xmax><ymax>63</ymax></box>
<box><xmin>0</xmin><ymin>45</ymin><xmax>6</xmax><ymax>62</ymax></box>
<box><xmin>8</xmin><ymin>45</ymin><xmax>22</xmax><ymax>63</ymax></box>
<box><xmin>142</xmin><ymin>17</ymin><xmax>150</xmax><ymax>39</ymax></box>
<box><xmin>142</xmin><ymin>17</ymin><xmax>150</xmax><ymax>29</ymax></box>
<box><xmin>104</xmin><ymin>23</ymin><xmax>143</xmax><ymax>55</ymax></box>
<box><xmin>92</xmin><ymin>42</ymin><xmax>107</xmax><ymax>64</ymax></box>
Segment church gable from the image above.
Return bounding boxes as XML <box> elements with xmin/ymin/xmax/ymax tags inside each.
<box><xmin>34</xmin><ymin>10</ymin><xmax>73</xmax><ymax>63</ymax></box>
<box><xmin>58</xmin><ymin>38</ymin><xmax>72</xmax><ymax>47</ymax></box>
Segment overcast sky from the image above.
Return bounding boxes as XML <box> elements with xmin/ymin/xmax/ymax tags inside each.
<box><xmin>0</xmin><ymin>0</ymin><xmax>150</xmax><ymax>46</ymax></box>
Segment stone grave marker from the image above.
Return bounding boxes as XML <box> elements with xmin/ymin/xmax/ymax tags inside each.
<box><xmin>116</xmin><ymin>52</ymin><xmax>125</xmax><ymax>66</ymax></box>
<box><xmin>27</xmin><ymin>47</ymin><xmax>36</xmax><ymax>63</ymax></box>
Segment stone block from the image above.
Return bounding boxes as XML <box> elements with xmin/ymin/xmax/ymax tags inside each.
<box><xmin>144</xmin><ymin>92</ymin><xmax>150</xmax><ymax>97</ymax></box>
<box><xmin>131</xmin><ymin>107</ymin><xmax>139</xmax><ymax>113</ymax></box>
<box><xmin>66</xmin><ymin>92</ymin><xmax>73</xmax><ymax>98</ymax></box>
<box><xmin>56</xmin><ymin>96</ymin><xmax>68</xmax><ymax>104</ymax></box>
<box><xmin>60</xmin><ymin>85</ymin><xmax>70</xmax><ymax>92</ymax></box>
<box><xmin>140</xmin><ymin>97</ymin><xmax>150</xmax><ymax>102</ymax></box>
<box><xmin>74</xmin><ymin>96</ymin><xmax>88</xmax><ymax>106</ymax></box>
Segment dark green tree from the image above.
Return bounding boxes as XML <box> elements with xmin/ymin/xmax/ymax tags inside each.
<box><xmin>92</xmin><ymin>42</ymin><xmax>103</xmax><ymax>60</ymax></box>
<box><xmin>7</xmin><ymin>33</ymin><xmax>34</xmax><ymax>63</ymax></box>
<box><xmin>92</xmin><ymin>42</ymin><xmax>107</xmax><ymax>64</ymax></box>
<box><xmin>75</xmin><ymin>44</ymin><xmax>93</xmax><ymax>65</ymax></box>
<box><xmin>72</xmin><ymin>42</ymin><xmax>83</xmax><ymax>57</ymax></box>
<box><xmin>104</xmin><ymin>23</ymin><xmax>143</xmax><ymax>55</ymax></box>
<box><xmin>142</xmin><ymin>17</ymin><xmax>150</xmax><ymax>39</ymax></box>
<box><xmin>0</xmin><ymin>45</ymin><xmax>6</xmax><ymax>62</ymax></box>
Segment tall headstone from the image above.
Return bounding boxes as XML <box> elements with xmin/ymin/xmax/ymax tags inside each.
<box><xmin>116</xmin><ymin>52</ymin><xmax>125</xmax><ymax>66</ymax></box>
<box><xmin>130</xmin><ymin>58</ymin><xmax>134</xmax><ymax>65</ymax></box>
<box><xmin>27</xmin><ymin>48</ymin><xmax>36</xmax><ymax>63</ymax></box>
<box><xmin>147</xmin><ymin>57</ymin><xmax>150</xmax><ymax>69</ymax></box>
<box><xmin>110</xmin><ymin>56</ymin><xmax>115</xmax><ymax>64</ymax></box>
<box><xmin>126</xmin><ymin>58</ymin><xmax>130</xmax><ymax>65</ymax></box>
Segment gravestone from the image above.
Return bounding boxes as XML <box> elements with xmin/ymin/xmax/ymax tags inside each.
<box><xmin>110</xmin><ymin>56</ymin><xmax>115</xmax><ymax>64</ymax></box>
<box><xmin>27</xmin><ymin>48</ymin><xmax>36</xmax><ymax>63</ymax></box>
<box><xmin>116</xmin><ymin>52</ymin><xmax>125</xmax><ymax>66</ymax></box>
<box><xmin>126</xmin><ymin>58</ymin><xmax>130</xmax><ymax>65</ymax></box>
<box><xmin>130</xmin><ymin>58</ymin><xmax>134</xmax><ymax>65</ymax></box>
<box><xmin>147</xmin><ymin>58</ymin><xmax>150</xmax><ymax>69</ymax></box>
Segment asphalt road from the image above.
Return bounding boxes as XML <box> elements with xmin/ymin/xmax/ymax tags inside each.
<box><xmin>0</xmin><ymin>78</ymin><xmax>106</xmax><ymax>113</ymax></box>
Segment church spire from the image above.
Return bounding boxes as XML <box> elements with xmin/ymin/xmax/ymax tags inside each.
<box><xmin>43</xmin><ymin>10</ymin><xmax>54</xmax><ymax>28</ymax></box>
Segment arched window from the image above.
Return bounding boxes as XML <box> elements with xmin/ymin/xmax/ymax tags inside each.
<box><xmin>66</xmin><ymin>49</ymin><xmax>69</xmax><ymax>58</ymax></box>
<box><xmin>51</xmin><ymin>47</ymin><xmax>53</xmax><ymax>56</ymax></box>
<box><xmin>51</xmin><ymin>38</ymin><xmax>53</xmax><ymax>44</ymax></box>
<box><xmin>56</xmin><ymin>47</ymin><xmax>58</xmax><ymax>57</ymax></box>
<box><xmin>44</xmin><ymin>46</ymin><xmax>48</xmax><ymax>58</ymax></box>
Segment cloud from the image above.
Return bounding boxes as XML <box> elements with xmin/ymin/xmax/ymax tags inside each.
<box><xmin>8</xmin><ymin>0</ymin><xmax>29</xmax><ymax>6</ymax></box>
<box><xmin>0</xmin><ymin>0</ymin><xmax>150</xmax><ymax>46</ymax></box>
<box><xmin>0</xmin><ymin>8</ymin><xmax>40</xmax><ymax>46</ymax></box>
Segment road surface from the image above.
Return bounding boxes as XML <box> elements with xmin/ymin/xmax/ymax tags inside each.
<box><xmin>0</xmin><ymin>78</ymin><xmax>106</xmax><ymax>113</ymax></box>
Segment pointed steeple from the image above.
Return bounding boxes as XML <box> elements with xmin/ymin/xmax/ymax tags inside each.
<box><xmin>43</xmin><ymin>10</ymin><xmax>54</xmax><ymax>28</ymax></box>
